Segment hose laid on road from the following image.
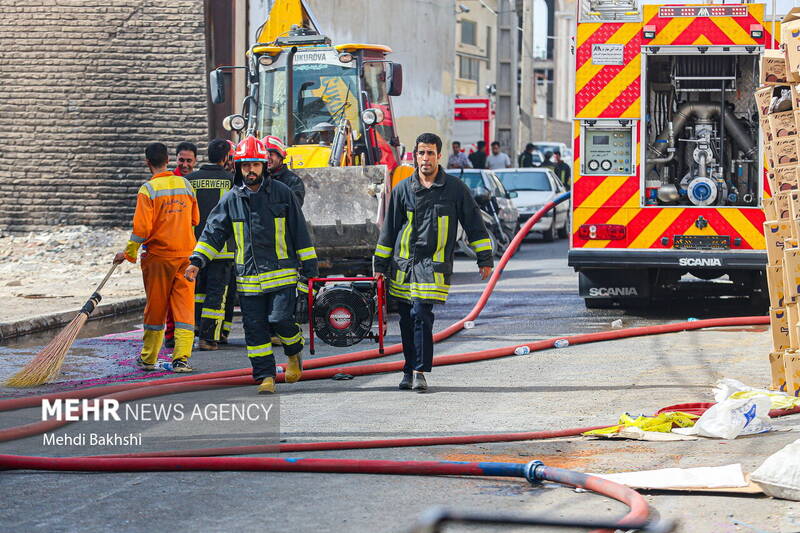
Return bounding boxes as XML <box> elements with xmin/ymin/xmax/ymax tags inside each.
<box><xmin>0</xmin><ymin>192</ymin><xmax>776</xmax><ymax>532</ymax></box>
<box><xmin>0</xmin><ymin>455</ymin><xmax>659</xmax><ymax>532</ymax></box>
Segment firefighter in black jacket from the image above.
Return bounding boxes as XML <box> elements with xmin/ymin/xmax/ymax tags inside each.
<box><xmin>184</xmin><ymin>139</ymin><xmax>235</xmax><ymax>351</ymax></box>
<box><xmin>262</xmin><ymin>135</ymin><xmax>305</xmax><ymax>206</ymax></box>
<box><xmin>185</xmin><ymin>136</ymin><xmax>318</xmax><ymax>394</ymax></box>
<box><xmin>373</xmin><ymin>133</ymin><xmax>494</xmax><ymax>391</ymax></box>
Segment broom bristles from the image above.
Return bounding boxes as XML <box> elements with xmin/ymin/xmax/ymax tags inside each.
<box><xmin>5</xmin><ymin>312</ymin><xmax>89</xmax><ymax>387</ymax></box>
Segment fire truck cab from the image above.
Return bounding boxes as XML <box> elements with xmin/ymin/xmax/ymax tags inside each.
<box><xmin>568</xmin><ymin>0</ymin><xmax>771</xmax><ymax>308</ymax></box>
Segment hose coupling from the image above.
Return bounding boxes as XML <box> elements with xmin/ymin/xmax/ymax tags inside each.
<box><xmin>523</xmin><ymin>460</ymin><xmax>545</xmax><ymax>485</ymax></box>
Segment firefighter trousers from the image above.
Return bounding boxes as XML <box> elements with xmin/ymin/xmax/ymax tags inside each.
<box><xmin>194</xmin><ymin>259</ymin><xmax>233</xmax><ymax>342</ymax></box>
<box><xmin>397</xmin><ymin>300</ymin><xmax>435</xmax><ymax>373</ymax></box>
<box><xmin>140</xmin><ymin>254</ymin><xmax>195</xmax><ymax>364</ymax></box>
<box><xmin>239</xmin><ymin>286</ymin><xmax>304</xmax><ymax>381</ymax></box>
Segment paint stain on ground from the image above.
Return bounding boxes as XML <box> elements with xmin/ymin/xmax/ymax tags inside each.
<box><xmin>0</xmin><ymin>329</ymin><xmax>173</xmax><ymax>399</ymax></box>
<box><xmin>443</xmin><ymin>444</ymin><xmax>657</xmax><ymax>470</ymax></box>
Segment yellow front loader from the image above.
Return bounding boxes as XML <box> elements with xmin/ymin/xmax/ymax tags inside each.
<box><xmin>210</xmin><ymin>0</ymin><xmax>413</xmax><ymax>273</ymax></box>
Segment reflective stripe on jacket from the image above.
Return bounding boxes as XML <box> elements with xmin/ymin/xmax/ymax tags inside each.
<box><xmin>185</xmin><ymin>164</ymin><xmax>235</xmax><ymax>260</ymax></box>
<box><xmin>124</xmin><ymin>171</ymin><xmax>200</xmax><ymax>261</ymax></box>
<box><xmin>190</xmin><ymin>177</ymin><xmax>318</xmax><ymax>295</ymax></box>
<box><xmin>373</xmin><ymin>167</ymin><xmax>493</xmax><ymax>304</ymax></box>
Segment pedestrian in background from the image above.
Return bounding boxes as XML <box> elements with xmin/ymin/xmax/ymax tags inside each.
<box><xmin>185</xmin><ymin>139</ymin><xmax>235</xmax><ymax>351</ymax></box>
<box><xmin>447</xmin><ymin>141</ymin><xmax>473</xmax><ymax>169</ymax></box>
<box><xmin>552</xmin><ymin>149</ymin><xmax>571</xmax><ymax>190</ymax></box>
<box><xmin>373</xmin><ymin>133</ymin><xmax>493</xmax><ymax>391</ymax></box>
<box><xmin>486</xmin><ymin>141</ymin><xmax>511</xmax><ymax>169</ymax></box>
<box><xmin>468</xmin><ymin>140</ymin><xmax>487</xmax><ymax>169</ymax></box>
<box><xmin>114</xmin><ymin>142</ymin><xmax>199</xmax><ymax>373</ymax></box>
<box><xmin>518</xmin><ymin>143</ymin><xmax>536</xmax><ymax>168</ymax></box>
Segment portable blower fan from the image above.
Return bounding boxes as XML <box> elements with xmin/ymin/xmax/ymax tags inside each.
<box><xmin>307</xmin><ymin>277</ymin><xmax>386</xmax><ymax>354</ymax></box>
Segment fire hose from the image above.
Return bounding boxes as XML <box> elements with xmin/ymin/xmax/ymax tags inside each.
<box><xmin>0</xmin><ymin>191</ymin><xmax>783</xmax><ymax>531</ymax></box>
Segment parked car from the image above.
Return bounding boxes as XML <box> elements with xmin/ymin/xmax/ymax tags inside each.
<box><xmin>449</xmin><ymin>168</ymin><xmax>520</xmax><ymax>257</ymax></box>
<box><xmin>494</xmin><ymin>167</ymin><xmax>569</xmax><ymax>242</ymax></box>
<box><xmin>533</xmin><ymin>141</ymin><xmax>572</xmax><ymax>167</ymax></box>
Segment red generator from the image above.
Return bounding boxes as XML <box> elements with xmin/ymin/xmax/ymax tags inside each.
<box><xmin>307</xmin><ymin>277</ymin><xmax>386</xmax><ymax>354</ymax></box>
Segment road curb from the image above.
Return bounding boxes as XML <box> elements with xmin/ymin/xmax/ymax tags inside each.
<box><xmin>0</xmin><ymin>297</ymin><xmax>145</xmax><ymax>341</ymax></box>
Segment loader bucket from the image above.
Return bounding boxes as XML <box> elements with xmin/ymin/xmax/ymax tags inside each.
<box><xmin>293</xmin><ymin>165</ymin><xmax>388</xmax><ymax>273</ymax></box>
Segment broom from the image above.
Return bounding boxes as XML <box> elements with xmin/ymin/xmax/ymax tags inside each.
<box><xmin>5</xmin><ymin>262</ymin><xmax>119</xmax><ymax>387</ymax></box>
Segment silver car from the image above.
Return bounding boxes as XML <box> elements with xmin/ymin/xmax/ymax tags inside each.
<box><xmin>494</xmin><ymin>167</ymin><xmax>569</xmax><ymax>241</ymax></box>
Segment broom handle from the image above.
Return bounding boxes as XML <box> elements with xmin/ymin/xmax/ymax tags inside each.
<box><xmin>93</xmin><ymin>262</ymin><xmax>119</xmax><ymax>294</ymax></box>
<box><xmin>80</xmin><ymin>262</ymin><xmax>119</xmax><ymax>316</ymax></box>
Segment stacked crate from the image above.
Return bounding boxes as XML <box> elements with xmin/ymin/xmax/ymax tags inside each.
<box><xmin>760</xmin><ymin>9</ymin><xmax>800</xmax><ymax>396</ymax></box>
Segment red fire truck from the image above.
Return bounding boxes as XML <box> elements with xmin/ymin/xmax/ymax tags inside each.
<box><xmin>568</xmin><ymin>0</ymin><xmax>773</xmax><ymax>308</ymax></box>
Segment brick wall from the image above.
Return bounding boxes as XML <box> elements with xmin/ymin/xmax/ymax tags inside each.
<box><xmin>0</xmin><ymin>0</ymin><xmax>209</xmax><ymax>232</ymax></box>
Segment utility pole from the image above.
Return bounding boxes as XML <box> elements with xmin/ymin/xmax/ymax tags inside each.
<box><xmin>519</xmin><ymin>0</ymin><xmax>534</xmax><ymax>155</ymax></box>
<box><xmin>495</xmin><ymin>0</ymin><xmax>519</xmax><ymax>156</ymax></box>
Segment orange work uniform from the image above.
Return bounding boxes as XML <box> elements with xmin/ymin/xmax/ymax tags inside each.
<box><xmin>124</xmin><ymin>171</ymin><xmax>200</xmax><ymax>364</ymax></box>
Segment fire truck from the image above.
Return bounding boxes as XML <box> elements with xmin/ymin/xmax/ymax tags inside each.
<box><xmin>568</xmin><ymin>0</ymin><xmax>774</xmax><ymax>308</ymax></box>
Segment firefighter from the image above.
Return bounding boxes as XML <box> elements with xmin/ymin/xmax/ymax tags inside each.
<box><xmin>262</xmin><ymin>135</ymin><xmax>305</xmax><ymax>206</ymax></box>
<box><xmin>373</xmin><ymin>133</ymin><xmax>493</xmax><ymax>391</ymax></box>
<box><xmin>184</xmin><ymin>139</ymin><xmax>235</xmax><ymax>350</ymax></box>
<box><xmin>114</xmin><ymin>142</ymin><xmax>199</xmax><ymax>373</ymax></box>
<box><xmin>185</xmin><ymin>136</ymin><xmax>318</xmax><ymax>394</ymax></box>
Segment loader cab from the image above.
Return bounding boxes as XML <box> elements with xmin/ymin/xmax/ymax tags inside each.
<box><xmin>253</xmin><ymin>39</ymin><xmax>402</xmax><ymax>171</ymax></box>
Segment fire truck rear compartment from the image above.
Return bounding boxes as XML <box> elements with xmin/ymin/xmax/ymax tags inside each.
<box><xmin>644</xmin><ymin>52</ymin><xmax>760</xmax><ymax>208</ymax></box>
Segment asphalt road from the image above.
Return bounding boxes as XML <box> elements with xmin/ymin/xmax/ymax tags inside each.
<box><xmin>2</xmin><ymin>236</ymin><xmax>799</xmax><ymax>533</ymax></box>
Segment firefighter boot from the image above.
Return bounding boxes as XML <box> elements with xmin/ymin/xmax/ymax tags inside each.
<box><xmin>172</xmin><ymin>328</ymin><xmax>195</xmax><ymax>372</ymax></box>
<box><xmin>140</xmin><ymin>329</ymin><xmax>164</xmax><ymax>366</ymax></box>
<box><xmin>258</xmin><ymin>377</ymin><xmax>276</xmax><ymax>394</ymax></box>
<box><xmin>285</xmin><ymin>353</ymin><xmax>303</xmax><ymax>383</ymax></box>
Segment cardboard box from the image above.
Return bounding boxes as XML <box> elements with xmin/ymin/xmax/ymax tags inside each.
<box><xmin>782</xmin><ymin>8</ymin><xmax>800</xmax><ymax>83</ymax></box>
<box><xmin>776</xmin><ymin>191</ymin><xmax>792</xmax><ymax>220</ymax></box>
<box><xmin>767</xmin><ymin>264</ymin><xmax>786</xmax><ymax>308</ymax></box>
<box><xmin>756</xmin><ymin>86</ymin><xmax>775</xmax><ymax>117</ymax></box>
<box><xmin>765</xmin><ymin>196</ymin><xmax>777</xmax><ymax>220</ymax></box>
<box><xmin>761</xmin><ymin>49</ymin><xmax>789</xmax><ymax>85</ymax></box>
<box><xmin>792</xmin><ymin>83</ymin><xmax>800</xmax><ymax>109</ymax></box>
<box><xmin>765</xmin><ymin>143</ymin><xmax>776</xmax><ymax>170</ymax></box>
<box><xmin>769</xmin><ymin>351</ymin><xmax>787</xmax><ymax>391</ymax></box>
<box><xmin>773</xmin><ymin>137</ymin><xmax>800</xmax><ymax>167</ymax></box>
<box><xmin>770</xmin><ymin>110</ymin><xmax>797</xmax><ymax>138</ymax></box>
<box><xmin>771</xmin><ymin>306</ymin><xmax>791</xmax><ymax>351</ymax></box>
<box><xmin>762</xmin><ymin>116</ymin><xmax>774</xmax><ymax>142</ymax></box>
<box><xmin>786</xmin><ymin>248</ymin><xmax>800</xmax><ymax>304</ymax></box>
<box><xmin>773</xmin><ymin>164</ymin><xmax>799</xmax><ymax>192</ymax></box>
<box><xmin>788</xmin><ymin>303</ymin><xmax>798</xmax><ymax>349</ymax></box>
<box><xmin>786</xmin><ymin>351</ymin><xmax>800</xmax><ymax>395</ymax></box>
<box><xmin>766</xmin><ymin>220</ymin><xmax>791</xmax><ymax>264</ymax></box>
<box><xmin>788</xmin><ymin>191</ymin><xmax>800</xmax><ymax>219</ymax></box>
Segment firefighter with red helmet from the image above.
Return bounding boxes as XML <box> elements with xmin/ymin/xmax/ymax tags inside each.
<box><xmin>185</xmin><ymin>135</ymin><xmax>318</xmax><ymax>394</ymax></box>
<box><xmin>262</xmin><ymin>135</ymin><xmax>305</xmax><ymax>207</ymax></box>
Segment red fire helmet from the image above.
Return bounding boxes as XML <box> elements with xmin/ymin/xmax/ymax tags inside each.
<box><xmin>234</xmin><ymin>135</ymin><xmax>268</xmax><ymax>162</ymax></box>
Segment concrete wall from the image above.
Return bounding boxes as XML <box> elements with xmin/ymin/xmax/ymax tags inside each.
<box><xmin>0</xmin><ymin>0</ymin><xmax>209</xmax><ymax>232</ymax></box>
<box><xmin>252</xmin><ymin>0</ymin><xmax>456</xmax><ymax>150</ymax></box>
<box><xmin>531</xmin><ymin>117</ymin><xmax>571</xmax><ymax>145</ymax></box>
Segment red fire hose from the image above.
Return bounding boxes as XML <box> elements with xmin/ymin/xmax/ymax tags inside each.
<box><xmin>0</xmin><ymin>193</ymin><xmax>779</xmax><ymax>532</ymax></box>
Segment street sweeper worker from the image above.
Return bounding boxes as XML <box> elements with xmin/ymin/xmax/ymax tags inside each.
<box><xmin>113</xmin><ymin>142</ymin><xmax>199</xmax><ymax>373</ymax></box>
<box><xmin>184</xmin><ymin>135</ymin><xmax>318</xmax><ymax>394</ymax></box>
<box><xmin>184</xmin><ymin>138</ymin><xmax>236</xmax><ymax>351</ymax></box>
<box><xmin>373</xmin><ymin>132</ymin><xmax>494</xmax><ymax>391</ymax></box>
<box><xmin>262</xmin><ymin>135</ymin><xmax>305</xmax><ymax>207</ymax></box>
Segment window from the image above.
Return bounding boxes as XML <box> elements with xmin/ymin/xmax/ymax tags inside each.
<box><xmin>461</xmin><ymin>19</ymin><xmax>477</xmax><ymax>45</ymax></box>
<box><xmin>459</xmin><ymin>55</ymin><xmax>480</xmax><ymax>82</ymax></box>
<box><xmin>486</xmin><ymin>26</ymin><xmax>491</xmax><ymax>59</ymax></box>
